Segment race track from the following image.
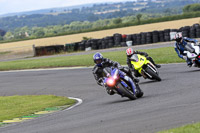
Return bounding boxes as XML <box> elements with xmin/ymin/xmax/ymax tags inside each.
<box><xmin>0</xmin><ymin>63</ymin><xmax>200</xmax><ymax>133</ymax></box>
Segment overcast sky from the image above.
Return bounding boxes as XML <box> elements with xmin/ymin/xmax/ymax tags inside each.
<box><xmin>0</xmin><ymin>0</ymin><xmax>136</xmax><ymax>15</ymax></box>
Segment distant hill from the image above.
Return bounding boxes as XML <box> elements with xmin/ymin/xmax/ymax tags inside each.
<box><xmin>0</xmin><ymin>0</ymin><xmax>199</xmax><ymax>31</ymax></box>
<box><xmin>0</xmin><ymin>3</ymin><xmax>94</xmax><ymax>18</ymax></box>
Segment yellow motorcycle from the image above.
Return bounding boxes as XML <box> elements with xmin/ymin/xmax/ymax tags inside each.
<box><xmin>129</xmin><ymin>54</ymin><xmax>161</xmax><ymax>81</ymax></box>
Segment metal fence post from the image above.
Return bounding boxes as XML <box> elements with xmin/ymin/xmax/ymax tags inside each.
<box><xmin>32</xmin><ymin>44</ymin><xmax>36</xmax><ymax>56</ymax></box>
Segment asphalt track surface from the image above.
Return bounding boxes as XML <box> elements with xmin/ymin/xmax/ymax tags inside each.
<box><xmin>0</xmin><ymin>63</ymin><xmax>200</xmax><ymax>133</ymax></box>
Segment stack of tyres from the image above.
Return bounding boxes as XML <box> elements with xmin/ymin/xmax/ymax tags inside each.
<box><xmin>141</xmin><ymin>32</ymin><xmax>147</xmax><ymax>44</ymax></box>
<box><xmin>146</xmin><ymin>32</ymin><xmax>152</xmax><ymax>44</ymax></box>
<box><xmin>73</xmin><ymin>42</ymin><xmax>79</xmax><ymax>51</ymax></box>
<box><xmin>104</xmin><ymin>37</ymin><xmax>109</xmax><ymax>48</ymax></box>
<box><xmin>113</xmin><ymin>33</ymin><xmax>122</xmax><ymax>46</ymax></box>
<box><xmin>106</xmin><ymin>36</ymin><xmax>114</xmax><ymax>48</ymax></box>
<box><xmin>126</xmin><ymin>35</ymin><xmax>132</xmax><ymax>42</ymax></box>
<box><xmin>85</xmin><ymin>40</ymin><xmax>92</xmax><ymax>51</ymax></box>
<box><xmin>98</xmin><ymin>39</ymin><xmax>103</xmax><ymax>49</ymax></box>
<box><xmin>189</xmin><ymin>26</ymin><xmax>196</xmax><ymax>38</ymax></box>
<box><xmin>136</xmin><ymin>34</ymin><xmax>141</xmax><ymax>45</ymax></box>
<box><xmin>164</xmin><ymin>29</ymin><xmax>170</xmax><ymax>42</ymax></box>
<box><xmin>79</xmin><ymin>40</ymin><xmax>86</xmax><ymax>51</ymax></box>
<box><xmin>91</xmin><ymin>39</ymin><xmax>99</xmax><ymax>50</ymax></box>
<box><xmin>131</xmin><ymin>34</ymin><xmax>137</xmax><ymax>45</ymax></box>
<box><xmin>101</xmin><ymin>38</ymin><xmax>106</xmax><ymax>49</ymax></box>
<box><xmin>152</xmin><ymin>31</ymin><xmax>159</xmax><ymax>43</ymax></box>
<box><xmin>159</xmin><ymin>31</ymin><xmax>165</xmax><ymax>42</ymax></box>
<box><xmin>182</xmin><ymin>26</ymin><xmax>190</xmax><ymax>37</ymax></box>
<box><xmin>65</xmin><ymin>43</ymin><xmax>75</xmax><ymax>52</ymax></box>
<box><xmin>122</xmin><ymin>34</ymin><xmax>127</xmax><ymax>42</ymax></box>
<box><xmin>194</xmin><ymin>24</ymin><xmax>200</xmax><ymax>38</ymax></box>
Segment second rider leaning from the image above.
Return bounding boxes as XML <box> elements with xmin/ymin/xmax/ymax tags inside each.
<box><xmin>126</xmin><ymin>48</ymin><xmax>161</xmax><ymax>77</ymax></box>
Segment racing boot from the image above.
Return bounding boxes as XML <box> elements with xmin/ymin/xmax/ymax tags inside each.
<box><xmin>187</xmin><ymin>58</ymin><xmax>193</xmax><ymax>67</ymax></box>
<box><xmin>147</xmin><ymin>57</ymin><xmax>161</xmax><ymax>68</ymax></box>
<box><xmin>155</xmin><ymin>64</ymin><xmax>161</xmax><ymax>68</ymax></box>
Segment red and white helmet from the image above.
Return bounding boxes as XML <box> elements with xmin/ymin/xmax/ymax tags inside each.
<box><xmin>126</xmin><ymin>48</ymin><xmax>134</xmax><ymax>56</ymax></box>
<box><xmin>174</xmin><ymin>32</ymin><xmax>182</xmax><ymax>42</ymax></box>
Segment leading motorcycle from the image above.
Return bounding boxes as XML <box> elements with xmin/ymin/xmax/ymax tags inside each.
<box><xmin>103</xmin><ymin>67</ymin><xmax>143</xmax><ymax>100</ymax></box>
<box><xmin>183</xmin><ymin>43</ymin><xmax>200</xmax><ymax>67</ymax></box>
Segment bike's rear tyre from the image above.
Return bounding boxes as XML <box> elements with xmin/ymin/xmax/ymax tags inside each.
<box><xmin>145</xmin><ymin>67</ymin><xmax>161</xmax><ymax>81</ymax></box>
<box><xmin>117</xmin><ymin>83</ymin><xmax>137</xmax><ymax>100</ymax></box>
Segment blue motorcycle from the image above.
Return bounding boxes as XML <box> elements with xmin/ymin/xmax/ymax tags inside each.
<box><xmin>103</xmin><ymin>67</ymin><xmax>143</xmax><ymax>100</ymax></box>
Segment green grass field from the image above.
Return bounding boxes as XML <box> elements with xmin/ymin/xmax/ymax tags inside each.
<box><xmin>0</xmin><ymin>47</ymin><xmax>184</xmax><ymax>71</ymax></box>
<box><xmin>0</xmin><ymin>95</ymin><xmax>76</xmax><ymax>122</ymax></box>
<box><xmin>158</xmin><ymin>122</ymin><xmax>200</xmax><ymax>133</ymax></box>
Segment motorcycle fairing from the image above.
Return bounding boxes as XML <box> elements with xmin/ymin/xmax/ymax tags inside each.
<box><xmin>130</xmin><ymin>54</ymin><xmax>150</xmax><ymax>73</ymax></box>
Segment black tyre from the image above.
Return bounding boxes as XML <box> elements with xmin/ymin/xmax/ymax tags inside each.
<box><xmin>135</xmin><ymin>84</ymin><xmax>144</xmax><ymax>98</ymax></box>
<box><xmin>145</xmin><ymin>67</ymin><xmax>161</xmax><ymax>81</ymax></box>
<box><xmin>117</xmin><ymin>83</ymin><xmax>137</xmax><ymax>100</ymax></box>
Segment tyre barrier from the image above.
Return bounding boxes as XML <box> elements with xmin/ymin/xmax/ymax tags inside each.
<box><xmin>136</xmin><ymin>34</ymin><xmax>141</xmax><ymax>45</ymax></box>
<box><xmin>159</xmin><ymin>31</ymin><xmax>164</xmax><ymax>42</ymax></box>
<box><xmin>152</xmin><ymin>31</ymin><xmax>159</xmax><ymax>43</ymax></box>
<box><xmin>131</xmin><ymin>34</ymin><xmax>137</xmax><ymax>45</ymax></box>
<box><xmin>141</xmin><ymin>32</ymin><xmax>147</xmax><ymax>44</ymax></box>
<box><xmin>146</xmin><ymin>32</ymin><xmax>152</xmax><ymax>44</ymax></box>
<box><xmin>35</xmin><ymin>45</ymin><xmax>65</xmax><ymax>56</ymax></box>
<box><xmin>35</xmin><ymin>23</ymin><xmax>200</xmax><ymax>55</ymax></box>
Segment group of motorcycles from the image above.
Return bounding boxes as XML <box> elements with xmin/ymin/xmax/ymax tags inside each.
<box><xmin>102</xmin><ymin>43</ymin><xmax>200</xmax><ymax>100</ymax></box>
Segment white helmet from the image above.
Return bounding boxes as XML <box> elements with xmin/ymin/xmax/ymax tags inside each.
<box><xmin>174</xmin><ymin>32</ymin><xmax>182</xmax><ymax>42</ymax></box>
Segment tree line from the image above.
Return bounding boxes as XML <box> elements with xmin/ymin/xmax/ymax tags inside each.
<box><xmin>0</xmin><ymin>3</ymin><xmax>200</xmax><ymax>42</ymax></box>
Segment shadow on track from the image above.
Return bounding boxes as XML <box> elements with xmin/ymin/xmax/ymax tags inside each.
<box><xmin>176</xmin><ymin>68</ymin><xmax>200</xmax><ymax>73</ymax></box>
<box><xmin>139</xmin><ymin>80</ymin><xmax>160</xmax><ymax>85</ymax></box>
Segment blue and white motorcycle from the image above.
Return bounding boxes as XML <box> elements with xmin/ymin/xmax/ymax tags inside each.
<box><xmin>184</xmin><ymin>43</ymin><xmax>200</xmax><ymax>67</ymax></box>
<box><xmin>103</xmin><ymin>67</ymin><xmax>143</xmax><ymax>100</ymax></box>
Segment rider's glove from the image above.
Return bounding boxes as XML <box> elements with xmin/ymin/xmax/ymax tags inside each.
<box><xmin>118</xmin><ymin>66</ymin><xmax>124</xmax><ymax>70</ymax></box>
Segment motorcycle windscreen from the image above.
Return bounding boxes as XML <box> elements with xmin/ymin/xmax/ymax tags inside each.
<box><xmin>111</xmin><ymin>68</ymin><xmax>119</xmax><ymax>80</ymax></box>
<box><xmin>130</xmin><ymin>54</ymin><xmax>146</xmax><ymax>70</ymax></box>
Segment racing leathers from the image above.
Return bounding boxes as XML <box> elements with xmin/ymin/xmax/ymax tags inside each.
<box><xmin>126</xmin><ymin>51</ymin><xmax>160</xmax><ymax>77</ymax></box>
<box><xmin>174</xmin><ymin>37</ymin><xmax>199</xmax><ymax>66</ymax></box>
<box><xmin>92</xmin><ymin>58</ymin><xmax>138</xmax><ymax>95</ymax></box>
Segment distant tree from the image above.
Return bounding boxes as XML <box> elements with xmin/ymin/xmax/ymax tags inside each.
<box><xmin>136</xmin><ymin>14</ymin><xmax>142</xmax><ymax>24</ymax></box>
<box><xmin>3</xmin><ymin>32</ymin><xmax>14</xmax><ymax>40</ymax></box>
<box><xmin>183</xmin><ymin>4</ymin><xmax>200</xmax><ymax>13</ymax></box>
<box><xmin>33</xmin><ymin>30</ymin><xmax>45</xmax><ymax>37</ymax></box>
<box><xmin>0</xmin><ymin>36</ymin><xmax>3</xmax><ymax>40</ymax></box>
<box><xmin>0</xmin><ymin>29</ymin><xmax>6</xmax><ymax>36</ymax></box>
<box><xmin>113</xmin><ymin>18</ymin><xmax>122</xmax><ymax>25</ymax></box>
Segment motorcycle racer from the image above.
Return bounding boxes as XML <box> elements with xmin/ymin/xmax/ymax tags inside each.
<box><xmin>174</xmin><ymin>32</ymin><xmax>199</xmax><ymax>67</ymax></box>
<box><xmin>126</xmin><ymin>48</ymin><xmax>161</xmax><ymax>77</ymax></box>
<box><xmin>92</xmin><ymin>52</ymin><xmax>139</xmax><ymax>95</ymax></box>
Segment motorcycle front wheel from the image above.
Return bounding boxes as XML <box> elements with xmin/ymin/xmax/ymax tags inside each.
<box><xmin>145</xmin><ymin>67</ymin><xmax>161</xmax><ymax>81</ymax></box>
<box><xmin>116</xmin><ymin>83</ymin><xmax>137</xmax><ymax>100</ymax></box>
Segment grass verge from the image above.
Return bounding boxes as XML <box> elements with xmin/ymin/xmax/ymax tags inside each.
<box><xmin>0</xmin><ymin>95</ymin><xmax>76</xmax><ymax>122</ymax></box>
<box><xmin>158</xmin><ymin>122</ymin><xmax>200</xmax><ymax>133</ymax></box>
<box><xmin>0</xmin><ymin>47</ymin><xmax>184</xmax><ymax>71</ymax></box>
